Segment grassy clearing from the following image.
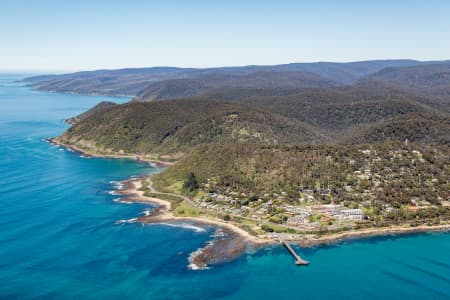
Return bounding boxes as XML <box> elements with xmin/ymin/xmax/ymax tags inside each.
<box><xmin>261</xmin><ymin>223</ymin><xmax>301</xmax><ymax>234</ymax></box>
<box><xmin>153</xmin><ymin>179</ymin><xmax>184</xmax><ymax>194</ymax></box>
<box><xmin>173</xmin><ymin>201</ymin><xmax>201</xmax><ymax>217</ymax></box>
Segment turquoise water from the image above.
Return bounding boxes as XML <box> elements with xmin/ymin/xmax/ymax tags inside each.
<box><xmin>0</xmin><ymin>74</ymin><xmax>449</xmax><ymax>300</ymax></box>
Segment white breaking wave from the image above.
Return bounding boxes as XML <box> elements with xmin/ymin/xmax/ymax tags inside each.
<box><xmin>112</xmin><ymin>198</ymin><xmax>132</xmax><ymax>204</ymax></box>
<box><xmin>114</xmin><ymin>218</ymin><xmax>138</xmax><ymax>224</ymax></box>
<box><xmin>158</xmin><ymin>222</ymin><xmax>206</xmax><ymax>233</ymax></box>
<box><xmin>187</xmin><ymin>242</ymin><xmax>214</xmax><ymax>271</ymax></box>
<box><xmin>109</xmin><ymin>181</ymin><xmax>124</xmax><ymax>190</ymax></box>
<box><xmin>141</xmin><ymin>209</ymin><xmax>151</xmax><ymax>216</ymax></box>
<box><xmin>187</xmin><ymin>262</ymin><xmax>205</xmax><ymax>271</ymax></box>
<box><xmin>211</xmin><ymin>228</ymin><xmax>225</xmax><ymax>238</ymax></box>
<box><xmin>187</xmin><ymin>248</ymin><xmax>206</xmax><ymax>270</ymax></box>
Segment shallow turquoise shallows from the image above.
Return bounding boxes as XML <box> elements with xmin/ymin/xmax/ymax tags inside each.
<box><xmin>0</xmin><ymin>74</ymin><xmax>449</xmax><ymax>300</ymax></box>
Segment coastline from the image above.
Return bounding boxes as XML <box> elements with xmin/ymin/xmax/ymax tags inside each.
<box><xmin>48</xmin><ymin>137</ymin><xmax>266</xmax><ymax>246</ymax></box>
<box><xmin>115</xmin><ymin>174</ymin><xmax>450</xmax><ymax>247</ymax></box>
<box><xmin>115</xmin><ymin>175</ymin><xmax>449</xmax><ymax>265</ymax></box>
<box><xmin>115</xmin><ymin>177</ymin><xmax>265</xmax><ymax>269</ymax></box>
<box><xmin>48</xmin><ymin>137</ymin><xmax>174</xmax><ymax>167</ymax></box>
<box><xmin>50</xmin><ymin>138</ymin><xmax>450</xmax><ymax>263</ymax></box>
<box><xmin>298</xmin><ymin>223</ymin><xmax>450</xmax><ymax>247</ymax></box>
<box><xmin>21</xmin><ymin>83</ymin><xmax>134</xmax><ymax>98</ymax></box>
<box><xmin>118</xmin><ymin>177</ymin><xmax>266</xmax><ymax>245</ymax></box>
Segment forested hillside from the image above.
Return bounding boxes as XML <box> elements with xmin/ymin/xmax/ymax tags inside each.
<box><xmin>57</xmin><ymin>99</ymin><xmax>324</xmax><ymax>158</ymax></box>
<box><xmin>133</xmin><ymin>71</ymin><xmax>337</xmax><ymax>101</ymax></box>
<box><xmin>153</xmin><ymin>142</ymin><xmax>450</xmax><ymax>210</ymax></box>
<box><xmin>343</xmin><ymin>113</ymin><xmax>450</xmax><ymax>145</ymax></box>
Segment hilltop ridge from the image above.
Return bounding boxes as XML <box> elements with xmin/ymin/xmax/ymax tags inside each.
<box><xmin>24</xmin><ymin>60</ymin><xmax>430</xmax><ymax>97</ymax></box>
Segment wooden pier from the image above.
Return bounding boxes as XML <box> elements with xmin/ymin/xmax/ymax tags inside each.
<box><xmin>280</xmin><ymin>238</ymin><xmax>309</xmax><ymax>266</ymax></box>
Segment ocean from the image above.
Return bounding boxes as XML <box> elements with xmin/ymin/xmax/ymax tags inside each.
<box><xmin>0</xmin><ymin>74</ymin><xmax>449</xmax><ymax>300</ymax></box>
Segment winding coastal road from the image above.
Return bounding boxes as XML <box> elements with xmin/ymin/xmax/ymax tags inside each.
<box><xmin>145</xmin><ymin>176</ymin><xmax>192</xmax><ymax>204</ymax></box>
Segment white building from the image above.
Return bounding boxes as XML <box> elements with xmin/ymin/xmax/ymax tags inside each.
<box><xmin>337</xmin><ymin>209</ymin><xmax>364</xmax><ymax>220</ymax></box>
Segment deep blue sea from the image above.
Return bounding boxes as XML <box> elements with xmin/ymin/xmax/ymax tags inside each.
<box><xmin>0</xmin><ymin>74</ymin><xmax>449</xmax><ymax>300</ymax></box>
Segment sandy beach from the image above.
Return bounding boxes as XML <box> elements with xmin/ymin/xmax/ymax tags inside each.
<box><xmin>117</xmin><ymin>177</ymin><xmax>265</xmax><ymax>245</ymax></box>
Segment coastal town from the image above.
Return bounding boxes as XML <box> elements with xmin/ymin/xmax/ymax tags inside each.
<box><xmin>179</xmin><ymin>146</ymin><xmax>448</xmax><ymax>238</ymax></box>
<box><xmin>196</xmin><ymin>191</ymin><xmax>365</xmax><ymax>232</ymax></box>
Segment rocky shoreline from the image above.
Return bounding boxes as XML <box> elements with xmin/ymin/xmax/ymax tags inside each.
<box><xmin>113</xmin><ymin>177</ymin><xmax>265</xmax><ymax>269</ymax></box>
<box><xmin>49</xmin><ymin>138</ymin><xmax>450</xmax><ymax>268</ymax></box>
<box><xmin>47</xmin><ymin>137</ymin><xmax>173</xmax><ymax>167</ymax></box>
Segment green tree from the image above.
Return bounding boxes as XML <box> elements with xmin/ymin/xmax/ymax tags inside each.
<box><xmin>183</xmin><ymin>172</ymin><xmax>199</xmax><ymax>192</ymax></box>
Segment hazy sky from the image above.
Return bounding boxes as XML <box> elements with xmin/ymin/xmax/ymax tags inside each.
<box><xmin>2</xmin><ymin>0</ymin><xmax>450</xmax><ymax>72</ymax></box>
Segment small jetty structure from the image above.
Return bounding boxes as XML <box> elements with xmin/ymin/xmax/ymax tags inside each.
<box><xmin>279</xmin><ymin>237</ymin><xmax>309</xmax><ymax>266</ymax></box>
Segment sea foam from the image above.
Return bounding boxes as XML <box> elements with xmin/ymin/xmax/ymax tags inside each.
<box><xmin>158</xmin><ymin>222</ymin><xmax>206</xmax><ymax>233</ymax></box>
<box><xmin>114</xmin><ymin>218</ymin><xmax>138</xmax><ymax>224</ymax></box>
<box><xmin>112</xmin><ymin>198</ymin><xmax>132</xmax><ymax>204</ymax></box>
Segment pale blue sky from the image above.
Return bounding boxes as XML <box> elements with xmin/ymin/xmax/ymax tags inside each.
<box><xmin>1</xmin><ymin>0</ymin><xmax>450</xmax><ymax>72</ymax></box>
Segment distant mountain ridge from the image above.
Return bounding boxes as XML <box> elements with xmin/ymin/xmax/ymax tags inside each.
<box><xmin>24</xmin><ymin>60</ymin><xmax>435</xmax><ymax>97</ymax></box>
<box><xmin>362</xmin><ymin>62</ymin><xmax>450</xmax><ymax>96</ymax></box>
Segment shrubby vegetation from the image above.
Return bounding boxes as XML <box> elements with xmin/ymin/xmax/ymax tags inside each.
<box><xmin>153</xmin><ymin>142</ymin><xmax>450</xmax><ymax>223</ymax></box>
<box><xmin>343</xmin><ymin>113</ymin><xmax>450</xmax><ymax>145</ymax></box>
